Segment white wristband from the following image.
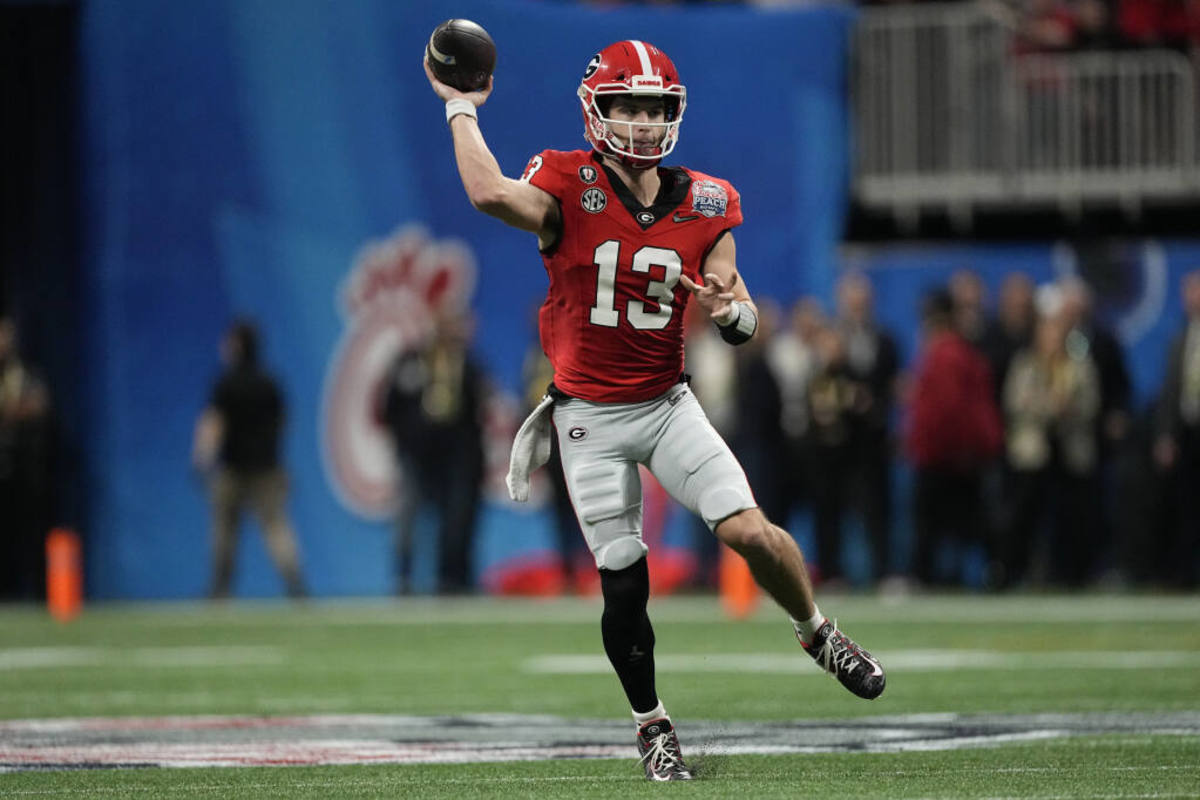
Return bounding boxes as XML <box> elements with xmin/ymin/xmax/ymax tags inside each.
<box><xmin>715</xmin><ymin>300</ymin><xmax>740</xmax><ymax>327</ymax></box>
<box><xmin>445</xmin><ymin>98</ymin><xmax>477</xmax><ymax>124</ymax></box>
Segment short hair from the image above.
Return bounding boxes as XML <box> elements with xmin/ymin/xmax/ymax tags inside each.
<box><xmin>921</xmin><ymin>287</ymin><xmax>954</xmax><ymax>324</ymax></box>
<box><xmin>229</xmin><ymin>319</ymin><xmax>259</xmax><ymax>364</ymax></box>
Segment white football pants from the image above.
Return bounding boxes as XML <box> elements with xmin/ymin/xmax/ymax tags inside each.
<box><xmin>552</xmin><ymin>382</ymin><xmax>757</xmax><ymax>571</ymax></box>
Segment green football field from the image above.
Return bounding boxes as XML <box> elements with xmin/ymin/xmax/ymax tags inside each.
<box><xmin>1</xmin><ymin>593</ymin><xmax>1198</xmax><ymax>798</ymax></box>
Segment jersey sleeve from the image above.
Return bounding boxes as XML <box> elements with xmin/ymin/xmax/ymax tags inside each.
<box><xmin>519</xmin><ymin>149</ymin><xmax>569</xmax><ymax>200</ymax></box>
<box><xmin>725</xmin><ymin>182</ymin><xmax>743</xmax><ymax>229</ymax></box>
<box><xmin>707</xmin><ymin>178</ymin><xmax>742</xmax><ymax>230</ymax></box>
<box><xmin>684</xmin><ymin>170</ymin><xmax>743</xmax><ymax>233</ymax></box>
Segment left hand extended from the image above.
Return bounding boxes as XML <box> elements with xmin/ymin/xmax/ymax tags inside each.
<box><xmin>679</xmin><ymin>272</ymin><xmax>737</xmax><ymax>324</ymax></box>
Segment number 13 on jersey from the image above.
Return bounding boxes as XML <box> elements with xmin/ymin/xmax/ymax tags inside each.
<box><xmin>588</xmin><ymin>240</ymin><xmax>683</xmax><ymax>331</ymax></box>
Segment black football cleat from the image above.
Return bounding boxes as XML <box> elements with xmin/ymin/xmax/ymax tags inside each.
<box><xmin>801</xmin><ymin>618</ymin><xmax>886</xmax><ymax>700</ymax></box>
<box><xmin>636</xmin><ymin>718</ymin><xmax>693</xmax><ymax>781</ymax></box>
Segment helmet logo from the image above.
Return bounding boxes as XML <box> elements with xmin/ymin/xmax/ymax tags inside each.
<box><xmin>583</xmin><ymin>54</ymin><xmax>600</xmax><ymax>80</ymax></box>
<box><xmin>578</xmin><ymin>40</ymin><xmax>687</xmax><ymax>169</ymax></box>
<box><xmin>578</xmin><ymin>165</ymin><xmax>598</xmax><ymax>184</ymax></box>
<box><xmin>581</xmin><ymin>187</ymin><xmax>607</xmax><ymax>214</ymax></box>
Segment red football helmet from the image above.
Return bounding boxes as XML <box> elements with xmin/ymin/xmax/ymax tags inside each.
<box><xmin>577</xmin><ymin>40</ymin><xmax>687</xmax><ymax>169</ymax></box>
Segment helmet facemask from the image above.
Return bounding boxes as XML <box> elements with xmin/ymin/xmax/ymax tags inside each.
<box><xmin>578</xmin><ymin>78</ymin><xmax>686</xmax><ymax>170</ymax></box>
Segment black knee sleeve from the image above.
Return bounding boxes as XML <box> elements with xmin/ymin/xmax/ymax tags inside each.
<box><xmin>599</xmin><ymin>557</ymin><xmax>657</xmax><ymax>713</ymax></box>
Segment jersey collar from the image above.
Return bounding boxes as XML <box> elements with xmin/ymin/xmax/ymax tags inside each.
<box><xmin>595</xmin><ymin>153</ymin><xmax>692</xmax><ymax>231</ymax></box>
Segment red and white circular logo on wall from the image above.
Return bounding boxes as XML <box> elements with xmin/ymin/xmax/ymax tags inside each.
<box><xmin>320</xmin><ymin>225</ymin><xmax>476</xmax><ymax>520</ymax></box>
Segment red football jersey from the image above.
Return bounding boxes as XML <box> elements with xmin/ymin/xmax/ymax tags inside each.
<box><xmin>521</xmin><ymin>149</ymin><xmax>743</xmax><ymax>402</ymax></box>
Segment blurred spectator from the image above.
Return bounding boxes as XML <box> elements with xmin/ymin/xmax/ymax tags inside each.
<box><xmin>836</xmin><ymin>272</ymin><xmax>900</xmax><ymax>584</ymax></box>
<box><xmin>1015</xmin><ymin>0</ymin><xmax>1121</xmax><ymax>51</ymax></box>
<box><xmin>1058</xmin><ymin>277</ymin><xmax>1131</xmax><ymax>449</ymax></box>
<box><xmin>685</xmin><ymin>300</ymin><xmax>739</xmax><ymax>443</ymax></box>
<box><xmin>980</xmin><ymin>271</ymin><xmax>1038</xmax><ymax>406</ymax></box>
<box><xmin>382</xmin><ymin>309</ymin><xmax>486</xmax><ymax>595</ymax></box>
<box><xmin>685</xmin><ymin>299</ymin><xmax>784</xmax><ymax>586</ymax></box>
<box><xmin>726</xmin><ymin>300</ymin><xmax>785</xmax><ymax>523</ymax></box>
<box><xmin>1118</xmin><ymin>0</ymin><xmax>1200</xmax><ymax>50</ymax></box>
<box><xmin>521</xmin><ymin>343</ymin><xmax>588</xmax><ymax>590</ymax></box>
<box><xmin>999</xmin><ymin>304</ymin><xmax>1101</xmax><ymax>588</ymax></box>
<box><xmin>1151</xmin><ymin>269</ymin><xmax>1200</xmax><ymax>588</ymax></box>
<box><xmin>765</xmin><ymin>297</ymin><xmax>825</xmax><ymax>543</ymax></box>
<box><xmin>1058</xmin><ymin>276</ymin><xmax>1131</xmax><ymax>580</ymax></box>
<box><xmin>949</xmin><ymin>268</ymin><xmax>989</xmax><ymax>347</ymax></box>
<box><xmin>804</xmin><ymin>324</ymin><xmax>858</xmax><ymax>585</ymax></box>
<box><xmin>0</xmin><ymin>314</ymin><xmax>52</xmax><ymax>600</ymax></box>
<box><xmin>1074</xmin><ymin>0</ymin><xmax>1121</xmax><ymax>49</ymax></box>
<box><xmin>192</xmin><ymin>320</ymin><xmax>307</xmax><ymax>599</ymax></box>
<box><xmin>1016</xmin><ymin>0</ymin><xmax>1078</xmax><ymax>52</ymax></box>
<box><xmin>975</xmin><ymin>271</ymin><xmax>1038</xmax><ymax>577</ymax></box>
<box><xmin>904</xmin><ymin>289</ymin><xmax>1004</xmax><ymax>587</ymax></box>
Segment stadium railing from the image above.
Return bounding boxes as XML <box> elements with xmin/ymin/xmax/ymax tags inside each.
<box><xmin>853</xmin><ymin>1</ymin><xmax>1200</xmax><ymax>226</ymax></box>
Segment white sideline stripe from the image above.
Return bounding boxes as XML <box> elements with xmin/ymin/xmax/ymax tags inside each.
<box><xmin>111</xmin><ymin>594</ymin><xmax>1200</xmax><ymax>627</ymax></box>
<box><xmin>2</xmin><ymin>783</ymin><xmax>1195</xmax><ymax>799</ymax></box>
<box><xmin>1</xmin><ymin>784</ymin><xmax>1197</xmax><ymax>799</ymax></box>
<box><xmin>0</xmin><ymin>646</ymin><xmax>285</xmax><ymax>670</ymax></box>
<box><xmin>524</xmin><ymin>649</ymin><xmax>1200</xmax><ymax>674</ymax></box>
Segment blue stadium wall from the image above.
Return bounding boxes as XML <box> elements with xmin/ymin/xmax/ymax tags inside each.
<box><xmin>77</xmin><ymin>0</ymin><xmax>1198</xmax><ymax>598</ymax></box>
<box><xmin>78</xmin><ymin>0</ymin><xmax>854</xmax><ymax>598</ymax></box>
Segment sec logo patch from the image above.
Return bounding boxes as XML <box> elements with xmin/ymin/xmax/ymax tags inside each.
<box><xmin>581</xmin><ymin>188</ymin><xmax>607</xmax><ymax>214</ymax></box>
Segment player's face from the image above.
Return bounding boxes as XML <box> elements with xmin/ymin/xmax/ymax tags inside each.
<box><xmin>606</xmin><ymin>95</ymin><xmax>668</xmax><ymax>156</ymax></box>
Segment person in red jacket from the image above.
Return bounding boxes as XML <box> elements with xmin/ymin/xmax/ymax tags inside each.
<box><xmin>905</xmin><ymin>289</ymin><xmax>1004</xmax><ymax>587</ymax></box>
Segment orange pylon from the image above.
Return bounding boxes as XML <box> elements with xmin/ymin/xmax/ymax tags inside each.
<box><xmin>46</xmin><ymin>528</ymin><xmax>83</xmax><ymax>622</ymax></box>
<box><xmin>718</xmin><ymin>543</ymin><xmax>759</xmax><ymax>619</ymax></box>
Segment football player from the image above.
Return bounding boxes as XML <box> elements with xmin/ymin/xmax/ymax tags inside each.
<box><xmin>425</xmin><ymin>39</ymin><xmax>885</xmax><ymax>781</ymax></box>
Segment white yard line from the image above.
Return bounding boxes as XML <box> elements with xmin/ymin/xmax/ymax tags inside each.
<box><xmin>62</xmin><ymin>593</ymin><xmax>1200</xmax><ymax>627</ymax></box>
<box><xmin>525</xmin><ymin>649</ymin><xmax>1200</xmax><ymax>674</ymax></box>
<box><xmin>0</xmin><ymin>646</ymin><xmax>284</xmax><ymax>670</ymax></box>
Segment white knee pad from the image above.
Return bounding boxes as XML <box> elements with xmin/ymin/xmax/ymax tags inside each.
<box><xmin>566</xmin><ymin>458</ymin><xmax>648</xmax><ymax>570</ymax></box>
<box><xmin>595</xmin><ymin>534</ymin><xmax>648</xmax><ymax>571</ymax></box>
<box><xmin>698</xmin><ymin>485</ymin><xmax>756</xmax><ymax>530</ymax></box>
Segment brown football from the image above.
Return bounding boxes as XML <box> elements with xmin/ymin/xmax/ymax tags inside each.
<box><xmin>426</xmin><ymin>19</ymin><xmax>496</xmax><ymax>93</ymax></box>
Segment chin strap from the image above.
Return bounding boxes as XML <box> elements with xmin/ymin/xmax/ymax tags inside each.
<box><xmin>601</xmin><ymin>141</ymin><xmax>662</xmax><ymax>170</ymax></box>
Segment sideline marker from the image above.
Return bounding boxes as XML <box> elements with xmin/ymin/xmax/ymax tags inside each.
<box><xmin>718</xmin><ymin>543</ymin><xmax>759</xmax><ymax>619</ymax></box>
<box><xmin>46</xmin><ymin>527</ymin><xmax>83</xmax><ymax>622</ymax></box>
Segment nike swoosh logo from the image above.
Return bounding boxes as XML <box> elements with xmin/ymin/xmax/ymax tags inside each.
<box><xmin>672</xmin><ymin>213</ymin><xmax>700</xmax><ymax>223</ymax></box>
<box><xmin>864</xmin><ymin>655</ymin><xmax>884</xmax><ymax>677</ymax></box>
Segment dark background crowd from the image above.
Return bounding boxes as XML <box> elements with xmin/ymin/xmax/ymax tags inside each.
<box><xmin>683</xmin><ymin>267</ymin><xmax>1200</xmax><ymax>594</ymax></box>
<box><xmin>573</xmin><ymin>0</ymin><xmax>1200</xmax><ymax>56</ymax></box>
<box><xmin>3</xmin><ymin>0</ymin><xmax>1199</xmax><ymax>599</ymax></box>
<box><xmin>377</xmin><ymin>263</ymin><xmax>1200</xmax><ymax>597</ymax></box>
